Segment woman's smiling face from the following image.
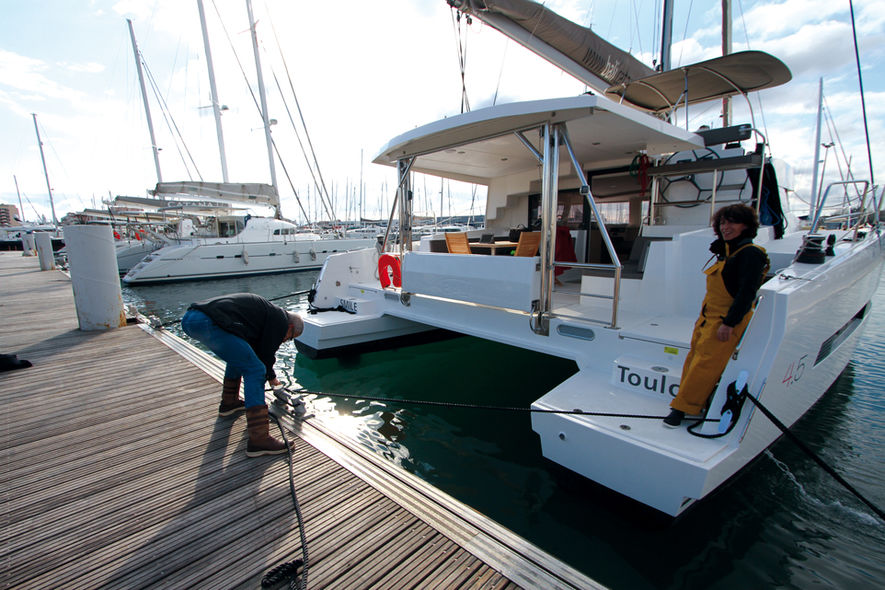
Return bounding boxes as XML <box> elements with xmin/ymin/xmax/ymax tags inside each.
<box><xmin>719</xmin><ymin>218</ymin><xmax>747</xmax><ymax>241</ymax></box>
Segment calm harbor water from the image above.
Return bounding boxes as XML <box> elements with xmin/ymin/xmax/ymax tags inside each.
<box><xmin>123</xmin><ymin>272</ymin><xmax>885</xmax><ymax>589</ymax></box>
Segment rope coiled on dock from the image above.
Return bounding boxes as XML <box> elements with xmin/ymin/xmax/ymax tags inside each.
<box><xmin>265</xmin><ymin>413</ymin><xmax>309</xmax><ymax>590</ymax></box>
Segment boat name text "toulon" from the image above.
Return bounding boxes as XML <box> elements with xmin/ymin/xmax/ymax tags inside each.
<box><xmin>616</xmin><ymin>365</ymin><xmax>680</xmax><ymax>396</ymax></box>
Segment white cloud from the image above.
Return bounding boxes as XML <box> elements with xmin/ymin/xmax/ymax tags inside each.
<box><xmin>63</xmin><ymin>61</ymin><xmax>106</xmax><ymax>74</ymax></box>
<box><xmin>740</xmin><ymin>0</ymin><xmax>848</xmax><ymax>39</ymax></box>
<box><xmin>0</xmin><ymin>50</ymin><xmax>77</xmax><ymax>100</ymax></box>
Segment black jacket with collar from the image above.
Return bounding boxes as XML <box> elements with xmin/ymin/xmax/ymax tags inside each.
<box><xmin>709</xmin><ymin>236</ymin><xmax>769</xmax><ymax>327</ymax></box>
<box><xmin>189</xmin><ymin>293</ymin><xmax>289</xmax><ymax>381</ymax></box>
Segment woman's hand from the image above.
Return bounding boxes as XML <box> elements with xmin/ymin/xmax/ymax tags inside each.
<box><xmin>717</xmin><ymin>324</ymin><xmax>734</xmax><ymax>342</ymax></box>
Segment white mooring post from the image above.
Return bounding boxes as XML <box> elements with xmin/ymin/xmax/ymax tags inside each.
<box><xmin>63</xmin><ymin>224</ymin><xmax>126</xmax><ymax>331</ymax></box>
<box><xmin>21</xmin><ymin>232</ymin><xmax>36</xmax><ymax>256</ymax></box>
<box><xmin>34</xmin><ymin>232</ymin><xmax>56</xmax><ymax>270</ymax></box>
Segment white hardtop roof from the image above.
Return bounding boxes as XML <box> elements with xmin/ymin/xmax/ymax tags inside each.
<box><xmin>373</xmin><ymin>94</ymin><xmax>704</xmax><ymax>185</ymax></box>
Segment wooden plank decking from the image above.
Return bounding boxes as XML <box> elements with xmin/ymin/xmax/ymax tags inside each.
<box><xmin>0</xmin><ymin>252</ymin><xmax>601</xmax><ymax>589</ymax></box>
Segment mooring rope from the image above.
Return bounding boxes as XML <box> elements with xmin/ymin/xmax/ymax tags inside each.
<box><xmin>282</xmin><ymin>386</ymin><xmax>885</xmax><ymax>522</ymax></box>
<box><xmin>745</xmin><ymin>392</ymin><xmax>885</xmax><ymax>522</ymax></box>
<box><xmin>283</xmin><ymin>386</ymin><xmax>716</xmax><ymax>421</ymax></box>
<box><xmin>266</xmin><ymin>412</ymin><xmax>310</xmax><ymax>590</ymax></box>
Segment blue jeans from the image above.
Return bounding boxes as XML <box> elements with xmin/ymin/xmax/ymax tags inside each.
<box><xmin>181</xmin><ymin>309</ymin><xmax>266</xmax><ymax>408</ymax></box>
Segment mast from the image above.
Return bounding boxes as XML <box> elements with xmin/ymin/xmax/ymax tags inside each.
<box><xmin>13</xmin><ymin>175</ymin><xmax>25</xmax><ymax>223</ymax></box>
<box><xmin>660</xmin><ymin>0</ymin><xmax>674</xmax><ymax>72</ymax></box>
<box><xmin>31</xmin><ymin>114</ymin><xmax>58</xmax><ymax>226</ymax></box>
<box><xmin>809</xmin><ymin>78</ymin><xmax>824</xmax><ymax>220</ymax></box>
<box><xmin>197</xmin><ymin>0</ymin><xmax>229</xmax><ymax>182</ymax></box>
<box><xmin>721</xmin><ymin>0</ymin><xmax>733</xmax><ymax>127</ymax></box>
<box><xmin>245</xmin><ymin>0</ymin><xmax>280</xmax><ymax>218</ymax></box>
<box><xmin>127</xmin><ymin>19</ymin><xmax>163</xmax><ymax>184</ymax></box>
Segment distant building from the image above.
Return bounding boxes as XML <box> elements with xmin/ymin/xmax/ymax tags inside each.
<box><xmin>0</xmin><ymin>204</ymin><xmax>22</xmax><ymax>226</ymax></box>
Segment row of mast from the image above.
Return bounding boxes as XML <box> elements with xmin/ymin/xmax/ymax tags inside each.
<box><xmin>128</xmin><ymin>0</ymin><xmax>279</xmax><ymax>217</ymax></box>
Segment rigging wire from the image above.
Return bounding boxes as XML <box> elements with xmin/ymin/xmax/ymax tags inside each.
<box><xmin>630</xmin><ymin>0</ymin><xmax>645</xmax><ymax>59</ymax></box>
<box><xmin>450</xmin><ymin>7</ymin><xmax>471</xmax><ymax>113</ymax></box>
<box><xmin>651</xmin><ymin>0</ymin><xmax>662</xmax><ymax>66</ymax></box>
<box><xmin>848</xmin><ymin>0</ymin><xmax>875</xmax><ymax>189</ymax></box>
<box><xmin>735</xmin><ymin>0</ymin><xmax>770</xmax><ymax>144</ymax></box>
<box><xmin>267</xmin><ymin>70</ymin><xmax>316</xmax><ymax>225</ymax></box>
<box><xmin>822</xmin><ymin>98</ymin><xmax>862</xmax><ymax>205</ymax></box>
<box><xmin>265</xmin><ymin>8</ymin><xmax>340</xmax><ymax>227</ymax></box>
<box><xmin>677</xmin><ymin>0</ymin><xmax>695</xmax><ymax>66</ymax></box>
<box><xmin>141</xmin><ymin>59</ymin><xmax>203</xmax><ymax>181</ymax></box>
<box><xmin>209</xmin><ymin>0</ymin><xmax>310</xmax><ymax>222</ymax></box>
<box><xmin>34</xmin><ymin>119</ymin><xmax>89</xmax><ymax>211</ymax></box>
<box><xmin>270</xmin><ymin>69</ymin><xmax>332</xmax><ymax>226</ymax></box>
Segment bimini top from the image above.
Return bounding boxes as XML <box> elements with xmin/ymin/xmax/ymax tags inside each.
<box><xmin>373</xmin><ymin>94</ymin><xmax>704</xmax><ymax>185</ymax></box>
<box><xmin>605</xmin><ymin>51</ymin><xmax>792</xmax><ymax>114</ymax></box>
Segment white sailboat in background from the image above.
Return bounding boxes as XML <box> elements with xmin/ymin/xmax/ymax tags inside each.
<box><xmin>294</xmin><ymin>0</ymin><xmax>884</xmax><ymax>516</ymax></box>
<box><xmin>122</xmin><ymin>181</ymin><xmax>374</xmax><ymax>283</ymax></box>
<box><xmin>122</xmin><ymin>1</ymin><xmax>374</xmax><ymax>284</ymax></box>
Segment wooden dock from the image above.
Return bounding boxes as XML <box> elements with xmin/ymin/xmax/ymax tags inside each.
<box><xmin>0</xmin><ymin>252</ymin><xmax>602</xmax><ymax>589</ymax></box>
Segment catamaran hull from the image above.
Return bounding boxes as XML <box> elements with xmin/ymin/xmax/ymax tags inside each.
<box><xmin>122</xmin><ymin>238</ymin><xmax>374</xmax><ymax>284</ymax></box>
<box><xmin>532</xmin><ymin>234</ymin><xmax>884</xmax><ymax>516</ymax></box>
<box><xmin>298</xmin><ymin>232</ymin><xmax>883</xmax><ymax>516</ymax></box>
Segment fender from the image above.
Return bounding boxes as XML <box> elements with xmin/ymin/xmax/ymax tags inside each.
<box><xmin>378</xmin><ymin>254</ymin><xmax>402</xmax><ymax>288</ymax></box>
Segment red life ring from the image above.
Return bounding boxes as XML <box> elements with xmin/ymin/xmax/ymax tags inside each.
<box><xmin>378</xmin><ymin>254</ymin><xmax>402</xmax><ymax>288</ymax></box>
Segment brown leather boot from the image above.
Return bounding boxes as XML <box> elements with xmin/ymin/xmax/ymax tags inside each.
<box><xmin>219</xmin><ymin>377</ymin><xmax>245</xmax><ymax>417</ymax></box>
<box><xmin>245</xmin><ymin>405</ymin><xmax>292</xmax><ymax>457</ymax></box>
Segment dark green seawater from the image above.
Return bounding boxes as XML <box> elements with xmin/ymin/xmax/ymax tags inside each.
<box><xmin>124</xmin><ymin>272</ymin><xmax>885</xmax><ymax>589</ymax></box>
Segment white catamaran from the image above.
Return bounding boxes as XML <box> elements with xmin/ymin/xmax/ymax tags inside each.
<box><xmin>121</xmin><ymin>182</ymin><xmax>375</xmax><ymax>284</ymax></box>
<box><xmin>294</xmin><ymin>0</ymin><xmax>884</xmax><ymax>516</ymax></box>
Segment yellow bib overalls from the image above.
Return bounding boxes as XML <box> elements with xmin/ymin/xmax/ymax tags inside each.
<box><xmin>670</xmin><ymin>243</ymin><xmax>764</xmax><ymax>415</ymax></box>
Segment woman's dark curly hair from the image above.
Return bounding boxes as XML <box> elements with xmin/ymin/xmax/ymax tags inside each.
<box><xmin>713</xmin><ymin>203</ymin><xmax>759</xmax><ymax>240</ymax></box>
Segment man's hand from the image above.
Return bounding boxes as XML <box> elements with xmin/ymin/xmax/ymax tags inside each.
<box><xmin>717</xmin><ymin>324</ymin><xmax>734</xmax><ymax>342</ymax></box>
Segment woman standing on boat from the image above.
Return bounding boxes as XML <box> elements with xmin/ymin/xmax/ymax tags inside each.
<box><xmin>664</xmin><ymin>204</ymin><xmax>769</xmax><ymax>428</ymax></box>
<box><xmin>181</xmin><ymin>293</ymin><xmax>303</xmax><ymax>455</ymax></box>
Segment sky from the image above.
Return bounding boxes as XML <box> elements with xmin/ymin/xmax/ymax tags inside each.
<box><xmin>1</xmin><ymin>0</ymin><xmax>883</xmax><ymax>225</ymax></box>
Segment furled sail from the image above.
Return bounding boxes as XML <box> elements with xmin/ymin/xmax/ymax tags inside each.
<box><xmin>448</xmin><ymin>0</ymin><xmax>655</xmax><ymax>93</ymax></box>
<box><xmin>152</xmin><ymin>182</ymin><xmax>280</xmax><ymax>208</ymax></box>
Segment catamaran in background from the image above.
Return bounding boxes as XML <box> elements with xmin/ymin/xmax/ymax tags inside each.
<box><xmin>294</xmin><ymin>0</ymin><xmax>884</xmax><ymax>516</ymax></box>
<box><xmin>121</xmin><ymin>181</ymin><xmax>375</xmax><ymax>284</ymax></box>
